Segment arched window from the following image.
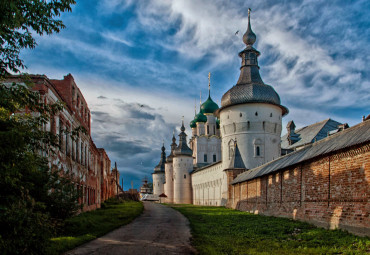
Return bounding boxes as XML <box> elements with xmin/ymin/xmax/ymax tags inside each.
<box><xmin>255</xmin><ymin>112</ymin><xmax>258</xmax><ymax>116</ymax></box>
<box><xmin>204</xmin><ymin>154</ymin><xmax>208</xmax><ymax>162</ymax></box>
<box><xmin>256</xmin><ymin>146</ymin><xmax>260</xmax><ymax>156</ymax></box>
<box><xmin>184</xmin><ymin>174</ymin><xmax>186</xmax><ymax>179</ymax></box>
<box><xmin>233</xmin><ymin>122</ymin><xmax>236</xmax><ymax>132</ymax></box>
<box><xmin>213</xmin><ymin>154</ymin><xmax>216</xmax><ymax>162</ymax></box>
<box><xmin>207</xmin><ymin>125</ymin><xmax>209</xmax><ymax>134</ymax></box>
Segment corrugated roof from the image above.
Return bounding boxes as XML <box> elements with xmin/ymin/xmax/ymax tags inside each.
<box><xmin>232</xmin><ymin>119</ymin><xmax>370</xmax><ymax>185</ymax></box>
<box><xmin>281</xmin><ymin>119</ymin><xmax>342</xmax><ymax>149</ymax></box>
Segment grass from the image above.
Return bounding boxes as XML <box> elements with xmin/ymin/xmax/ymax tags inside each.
<box><xmin>171</xmin><ymin>205</ymin><xmax>370</xmax><ymax>255</ymax></box>
<box><xmin>48</xmin><ymin>200</ymin><xmax>143</xmax><ymax>255</ymax></box>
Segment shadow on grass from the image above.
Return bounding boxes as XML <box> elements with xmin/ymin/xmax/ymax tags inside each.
<box><xmin>48</xmin><ymin>200</ymin><xmax>143</xmax><ymax>255</ymax></box>
<box><xmin>170</xmin><ymin>205</ymin><xmax>370</xmax><ymax>255</ymax></box>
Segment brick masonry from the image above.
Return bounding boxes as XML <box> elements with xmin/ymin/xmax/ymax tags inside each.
<box><xmin>230</xmin><ymin>142</ymin><xmax>370</xmax><ymax>236</ymax></box>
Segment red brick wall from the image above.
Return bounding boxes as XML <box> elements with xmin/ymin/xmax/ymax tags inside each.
<box><xmin>231</xmin><ymin>143</ymin><xmax>370</xmax><ymax>236</ymax></box>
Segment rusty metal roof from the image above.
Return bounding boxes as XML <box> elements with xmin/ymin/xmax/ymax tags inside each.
<box><xmin>232</xmin><ymin>119</ymin><xmax>370</xmax><ymax>184</ymax></box>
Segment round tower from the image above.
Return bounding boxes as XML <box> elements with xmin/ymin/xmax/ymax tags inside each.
<box><xmin>216</xmin><ymin>9</ymin><xmax>288</xmax><ymax>170</ymax></box>
<box><xmin>152</xmin><ymin>144</ymin><xmax>166</xmax><ymax>196</ymax></box>
<box><xmin>173</xmin><ymin>120</ymin><xmax>193</xmax><ymax>204</ymax></box>
<box><xmin>164</xmin><ymin>132</ymin><xmax>177</xmax><ymax>203</ymax></box>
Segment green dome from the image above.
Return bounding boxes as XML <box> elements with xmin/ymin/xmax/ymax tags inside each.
<box><xmin>190</xmin><ymin>119</ymin><xmax>196</xmax><ymax>128</ymax></box>
<box><xmin>194</xmin><ymin>111</ymin><xmax>207</xmax><ymax>123</ymax></box>
<box><xmin>201</xmin><ymin>95</ymin><xmax>219</xmax><ymax>114</ymax></box>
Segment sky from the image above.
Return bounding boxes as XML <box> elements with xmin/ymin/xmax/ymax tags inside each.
<box><xmin>20</xmin><ymin>0</ymin><xmax>370</xmax><ymax>189</ymax></box>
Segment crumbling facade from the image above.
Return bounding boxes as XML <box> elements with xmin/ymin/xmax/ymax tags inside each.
<box><xmin>5</xmin><ymin>74</ymin><xmax>120</xmax><ymax>211</ymax></box>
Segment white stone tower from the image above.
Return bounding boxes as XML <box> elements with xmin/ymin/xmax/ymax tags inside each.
<box><xmin>164</xmin><ymin>132</ymin><xmax>177</xmax><ymax>203</ymax></box>
<box><xmin>173</xmin><ymin>120</ymin><xmax>193</xmax><ymax>204</ymax></box>
<box><xmin>152</xmin><ymin>144</ymin><xmax>166</xmax><ymax>196</ymax></box>
<box><xmin>216</xmin><ymin>9</ymin><xmax>289</xmax><ymax>170</ymax></box>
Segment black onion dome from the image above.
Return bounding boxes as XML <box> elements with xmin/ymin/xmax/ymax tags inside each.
<box><xmin>154</xmin><ymin>144</ymin><xmax>166</xmax><ymax>172</ymax></box>
<box><xmin>174</xmin><ymin>120</ymin><xmax>192</xmax><ymax>156</ymax></box>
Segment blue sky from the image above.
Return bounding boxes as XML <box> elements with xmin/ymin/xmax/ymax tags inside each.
<box><xmin>21</xmin><ymin>0</ymin><xmax>370</xmax><ymax>189</ymax></box>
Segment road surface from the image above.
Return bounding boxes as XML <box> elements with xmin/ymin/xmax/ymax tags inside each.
<box><xmin>66</xmin><ymin>202</ymin><xmax>195</xmax><ymax>255</ymax></box>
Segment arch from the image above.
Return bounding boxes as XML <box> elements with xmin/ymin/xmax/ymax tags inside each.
<box><xmin>256</xmin><ymin>146</ymin><xmax>260</xmax><ymax>156</ymax></box>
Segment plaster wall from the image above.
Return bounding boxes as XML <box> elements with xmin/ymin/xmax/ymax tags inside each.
<box><xmin>191</xmin><ymin>162</ymin><xmax>225</xmax><ymax>206</ymax></box>
<box><xmin>220</xmin><ymin>103</ymin><xmax>282</xmax><ymax>170</ymax></box>
<box><xmin>173</xmin><ymin>156</ymin><xmax>193</xmax><ymax>204</ymax></box>
<box><xmin>164</xmin><ymin>162</ymin><xmax>174</xmax><ymax>203</ymax></box>
<box><xmin>152</xmin><ymin>172</ymin><xmax>165</xmax><ymax>196</ymax></box>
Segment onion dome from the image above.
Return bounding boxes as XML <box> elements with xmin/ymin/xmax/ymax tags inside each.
<box><xmin>154</xmin><ymin>143</ymin><xmax>166</xmax><ymax>172</ymax></box>
<box><xmin>174</xmin><ymin>120</ymin><xmax>192</xmax><ymax>156</ymax></box>
<box><xmin>216</xmin><ymin>8</ymin><xmax>288</xmax><ymax>116</ymax></box>
<box><xmin>201</xmin><ymin>72</ymin><xmax>219</xmax><ymax>114</ymax></box>
<box><xmin>190</xmin><ymin>119</ymin><xmax>196</xmax><ymax>128</ymax></box>
<box><xmin>201</xmin><ymin>95</ymin><xmax>219</xmax><ymax>114</ymax></box>
<box><xmin>166</xmin><ymin>132</ymin><xmax>177</xmax><ymax>162</ymax></box>
<box><xmin>194</xmin><ymin>110</ymin><xmax>207</xmax><ymax>123</ymax></box>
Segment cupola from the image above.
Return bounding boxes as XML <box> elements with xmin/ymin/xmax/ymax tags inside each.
<box><xmin>216</xmin><ymin>8</ymin><xmax>288</xmax><ymax>116</ymax></box>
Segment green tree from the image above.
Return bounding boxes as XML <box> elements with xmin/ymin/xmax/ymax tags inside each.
<box><xmin>0</xmin><ymin>78</ymin><xmax>82</xmax><ymax>254</ymax></box>
<box><xmin>0</xmin><ymin>0</ymin><xmax>76</xmax><ymax>75</ymax></box>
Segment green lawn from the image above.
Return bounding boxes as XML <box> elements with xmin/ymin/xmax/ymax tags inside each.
<box><xmin>171</xmin><ymin>205</ymin><xmax>369</xmax><ymax>255</ymax></box>
<box><xmin>48</xmin><ymin>200</ymin><xmax>143</xmax><ymax>255</ymax></box>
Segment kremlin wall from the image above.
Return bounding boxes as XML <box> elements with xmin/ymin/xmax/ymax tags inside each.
<box><xmin>152</xmin><ymin>11</ymin><xmax>370</xmax><ymax>236</ymax></box>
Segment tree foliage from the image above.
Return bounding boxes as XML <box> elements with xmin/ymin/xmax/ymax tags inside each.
<box><xmin>0</xmin><ymin>77</ymin><xmax>82</xmax><ymax>254</ymax></box>
<box><xmin>0</xmin><ymin>0</ymin><xmax>76</xmax><ymax>75</ymax></box>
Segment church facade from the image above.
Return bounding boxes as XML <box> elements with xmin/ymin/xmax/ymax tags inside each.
<box><xmin>153</xmin><ymin>11</ymin><xmax>288</xmax><ymax>206</ymax></box>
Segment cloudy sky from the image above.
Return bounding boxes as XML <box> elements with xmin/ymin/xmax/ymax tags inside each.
<box><xmin>21</xmin><ymin>0</ymin><xmax>370</xmax><ymax>189</ymax></box>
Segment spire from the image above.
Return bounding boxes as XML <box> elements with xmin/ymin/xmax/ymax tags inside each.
<box><xmin>174</xmin><ymin>119</ymin><xmax>192</xmax><ymax>156</ymax></box>
<box><xmin>154</xmin><ymin>143</ymin><xmax>166</xmax><ymax>172</ymax></box>
<box><xmin>167</xmin><ymin>131</ymin><xmax>178</xmax><ymax>162</ymax></box>
<box><xmin>243</xmin><ymin>8</ymin><xmax>256</xmax><ymax>47</ymax></box>
<box><xmin>236</xmin><ymin>7</ymin><xmax>263</xmax><ymax>85</ymax></box>
<box><xmin>114</xmin><ymin>161</ymin><xmax>117</xmax><ymax>170</ymax></box>
<box><xmin>194</xmin><ymin>99</ymin><xmax>197</xmax><ymax>116</ymax></box>
<box><xmin>208</xmin><ymin>72</ymin><xmax>211</xmax><ymax>97</ymax></box>
<box><xmin>181</xmin><ymin>116</ymin><xmax>185</xmax><ymax>132</ymax></box>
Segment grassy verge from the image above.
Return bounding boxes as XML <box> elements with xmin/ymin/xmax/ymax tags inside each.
<box><xmin>171</xmin><ymin>205</ymin><xmax>369</xmax><ymax>255</ymax></box>
<box><xmin>48</xmin><ymin>200</ymin><xmax>143</xmax><ymax>254</ymax></box>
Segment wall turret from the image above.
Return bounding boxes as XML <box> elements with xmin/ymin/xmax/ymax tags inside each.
<box><xmin>152</xmin><ymin>143</ymin><xmax>166</xmax><ymax>196</ymax></box>
<box><xmin>173</xmin><ymin>120</ymin><xmax>193</xmax><ymax>204</ymax></box>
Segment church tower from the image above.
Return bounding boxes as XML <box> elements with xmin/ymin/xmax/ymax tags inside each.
<box><xmin>216</xmin><ymin>9</ymin><xmax>288</xmax><ymax>170</ymax></box>
<box><xmin>173</xmin><ymin>120</ymin><xmax>193</xmax><ymax>204</ymax></box>
<box><xmin>152</xmin><ymin>144</ymin><xmax>166</xmax><ymax>196</ymax></box>
<box><xmin>164</xmin><ymin>132</ymin><xmax>177</xmax><ymax>203</ymax></box>
<box><xmin>189</xmin><ymin>73</ymin><xmax>221</xmax><ymax>168</ymax></box>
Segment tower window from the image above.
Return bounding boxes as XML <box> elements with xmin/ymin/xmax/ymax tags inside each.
<box><xmin>204</xmin><ymin>154</ymin><xmax>208</xmax><ymax>162</ymax></box>
<box><xmin>233</xmin><ymin>123</ymin><xmax>236</xmax><ymax>132</ymax></box>
<box><xmin>213</xmin><ymin>126</ymin><xmax>216</xmax><ymax>135</ymax></box>
<box><xmin>184</xmin><ymin>174</ymin><xmax>186</xmax><ymax>179</ymax></box>
<box><xmin>263</xmin><ymin>121</ymin><xmax>265</xmax><ymax>130</ymax></box>
<box><xmin>256</xmin><ymin>146</ymin><xmax>260</xmax><ymax>156</ymax></box>
<box><xmin>240</xmin><ymin>113</ymin><xmax>242</xmax><ymax>117</ymax></box>
<box><xmin>213</xmin><ymin>154</ymin><xmax>216</xmax><ymax>162</ymax></box>
<box><xmin>207</xmin><ymin>125</ymin><xmax>209</xmax><ymax>134</ymax></box>
<box><xmin>270</xmin><ymin>113</ymin><xmax>273</xmax><ymax>117</ymax></box>
<box><xmin>255</xmin><ymin>112</ymin><xmax>258</xmax><ymax>116</ymax></box>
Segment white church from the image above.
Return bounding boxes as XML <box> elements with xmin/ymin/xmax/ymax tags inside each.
<box><xmin>152</xmin><ymin>10</ymin><xmax>289</xmax><ymax>206</ymax></box>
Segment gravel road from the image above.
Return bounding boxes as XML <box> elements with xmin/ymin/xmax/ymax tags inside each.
<box><xmin>66</xmin><ymin>201</ymin><xmax>195</xmax><ymax>255</ymax></box>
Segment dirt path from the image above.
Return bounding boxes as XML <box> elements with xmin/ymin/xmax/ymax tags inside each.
<box><xmin>66</xmin><ymin>202</ymin><xmax>195</xmax><ymax>255</ymax></box>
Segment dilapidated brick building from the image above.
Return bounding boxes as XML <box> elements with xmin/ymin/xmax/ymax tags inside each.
<box><xmin>5</xmin><ymin>73</ymin><xmax>120</xmax><ymax>211</ymax></box>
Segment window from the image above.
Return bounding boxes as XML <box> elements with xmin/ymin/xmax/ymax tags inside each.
<box><xmin>240</xmin><ymin>113</ymin><xmax>242</xmax><ymax>117</ymax></box>
<box><xmin>204</xmin><ymin>154</ymin><xmax>208</xmax><ymax>162</ymax></box>
<box><xmin>256</xmin><ymin>146</ymin><xmax>260</xmax><ymax>156</ymax></box>
<box><xmin>270</xmin><ymin>113</ymin><xmax>273</xmax><ymax>117</ymax></box>
<box><xmin>213</xmin><ymin>126</ymin><xmax>216</xmax><ymax>135</ymax></box>
<box><xmin>184</xmin><ymin>174</ymin><xmax>186</xmax><ymax>179</ymax></box>
<box><xmin>255</xmin><ymin>112</ymin><xmax>258</xmax><ymax>116</ymax></box>
<box><xmin>207</xmin><ymin>125</ymin><xmax>209</xmax><ymax>134</ymax></box>
<box><xmin>213</xmin><ymin>154</ymin><xmax>216</xmax><ymax>162</ymax></box>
